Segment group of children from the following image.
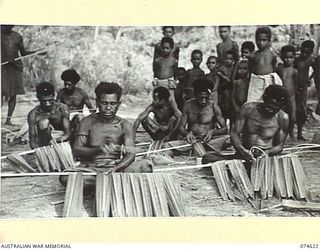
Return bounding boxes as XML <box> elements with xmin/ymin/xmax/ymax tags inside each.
<box><xmin>152</xmin><ymin>25</ymin><xmax>320</xmax><ymax>140</ymax></box>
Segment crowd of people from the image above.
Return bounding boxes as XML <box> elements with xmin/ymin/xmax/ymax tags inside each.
<box><xmin>2</xmin><ymin>25</ymin><xmax>320</xmax><ymax>188</ymax></box>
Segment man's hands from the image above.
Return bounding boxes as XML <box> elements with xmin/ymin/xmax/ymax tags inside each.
<box><xmin>203</xmin><ymin>129</ymin><xmax>214</xmax><ymax>143</ymax></box>
<box><xmin>239</xmin><ymin>148</ymin><xmax>254</xmax><ymax>162</ymax></box>
<box><xmin>186</xmin><ymin>131</ymin><xmax>196</xmax><ymax>143</ymax></box>
<box><xmin>100</xmin><ymin>142</ymin><xmax>119</xmax><ymax>155</ymax></box>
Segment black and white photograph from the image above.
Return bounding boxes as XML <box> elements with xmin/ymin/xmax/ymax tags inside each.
<box><xmin>1</xmin><ymin>24</ymin><xmax>320</xmax><ymax>219</ymax></box>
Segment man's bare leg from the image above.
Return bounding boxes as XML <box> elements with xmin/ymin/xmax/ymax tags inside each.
<box><xmin>5</xmin><ymin>95</ymin><xmax>17</xmax><ymax>125</ymax></box>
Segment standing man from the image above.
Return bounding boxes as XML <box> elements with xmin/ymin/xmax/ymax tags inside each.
<box><xmin>1</xmin><ymin>25</ymin><xmax>45</xmax><ymax>125</ymax></box>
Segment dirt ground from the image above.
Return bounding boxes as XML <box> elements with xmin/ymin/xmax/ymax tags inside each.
<box><xmin>1</xmin><ymin>93</ymin><xmax>320</xmax><ymax>218</ymax></box>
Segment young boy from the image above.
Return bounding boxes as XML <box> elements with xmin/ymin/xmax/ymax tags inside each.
<box><xmin>276</xmin><ymin>45</ymin><xmax>298</xmax><ymax>137</ymax></box>
<box><xmin>153</xmin><ymin>26</ymin><xmax>179</xmax><ymax>61</ymax></box>
<box><xmin>241</xmin><ymin>41</ymin><xmax>255</xmax><ymax>60</ymax></box>
<box><xmin>174</xmin><ymin>67</ymin><xmax>187</xmax><ymax>111</ymax></box>
<box><xmin>247</xmin><ymin>26</ymin><xmax>282</xmax><ymax>102</ymax></box>
<box><xmin>313</xmin><ymin>55</ymin><xmax>320</xmax><ymax>115</ymax></box>
<box><xmin>133</xmin><ymin>87</ymin><xmax>181</xmax><ymax>142</ymax></box>
<box><xmin>232</xmin><ymin>60</ymin><xmax>250</xmax><ymax>117</ymax></box>
<box><xmin>205</xmin><ymin>56</ymin><xmax>220</xmax><ymax>103</ymax></box>
<box><xmin>294</xmin><ymin>40</ymin><xmax>315</xmax><ymax>140</ymax></box>
<box><xmin>183</xmin><ymin>49</ymin><xmax>205</xmax><ymax>100</ymax></box>
<box><xmin>153</xmin><ymin>37</ymin><xmax>178</xmax><ymax>99</ymax></box>
<box><xmin>217</xmin><ymin>50</ymin><xmax>237</xmax><ymax>126</ymax></box>
<box><xmin>216</xmin><ymin>26</ymin><xmax>239</xmax><ymax>65</ymax></box>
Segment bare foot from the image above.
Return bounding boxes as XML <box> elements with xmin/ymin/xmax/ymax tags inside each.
<box><xmin>4</xmin><ymin>120</ymin><xmax>15</xmax><ymax>126</ymax></box>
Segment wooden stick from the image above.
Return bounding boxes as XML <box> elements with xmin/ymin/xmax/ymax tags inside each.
<box><xmin>136</xmin><ymin>143</ymin><xmax>192</xmax><ymax>156</ymax></box>
<box><xmin>4</xmin><ymin>191</ymin><xmax>65</xmax><ymax>203</ymax></box>
<box><xmin>0</xmin><ymin>172</ymin><xmax>97</xmax><ymax>178</ymax></box>
<box><xmin>1</xmin><ymin>149</ymin><xmax>35</xmax><ymax>160</ymax></box>
<box><xmin>1</xmin><ymin>49</ymin><xmax>49</xmax><ymax>66</ymax></box>
<box><xmin>281</xmin><ymin>200</ymin><xmax>320</xmax><ymax>211</ymax></box>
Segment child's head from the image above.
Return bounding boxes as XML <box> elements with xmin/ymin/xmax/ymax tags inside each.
<box><xmin>237</xmin><ymin>60</ymin><xmax>249</xmax><ymax>79</ymax></box>
<box><xmin>218</xmin><ymin>26</ymin><xmax>231</xmax><ymax>41</ymax></box>
<box><xmin>176</xmin><ymin>67</ymin><xmax>186</xmax><ymax>82</ymax></box>
<box><xmin>206</xmin><ymin>56</ymin><xmax>217</xmax><ymax>71</ymax></box>
<box><xmin>153</xmin><ymin>86</ymin><xmax>170</xmax><ymax>107</ymax></box>
<box><xmin>300</xmin><ymin>40</ymin><xmax>315</xmax><ymax>59</ymax></box>
<box><xmin>241</xmin><ymin>41</ymin><xmax>255</xmax><ymax>59</ymax></box>
<box><xmin>225</xmin><ymin>50</ymin><xmax>237</xmax><ymax>66</ymax></box>
<box><xmin>191</xmin><ymin>50</ymin><xmax>203</xmax><ymax>68</ymax></box>
<box><xmin>255</xmin><ymin>26</ymin><xmax>272</xmax><ymax>50</ymax></box>
<box><xmin>160</xmin><ymin>37</ymin><xmax>174</xmax><ymax>56</ymax></box>
<box><xmin>280</xmin><ymin>45</ymin><xmax>296</xmax><ymax>67</ymax></box>
<box><xmin>162</xmin><ymin>26</ymin><xmax>175</xmax><ymax>38</ymax></box>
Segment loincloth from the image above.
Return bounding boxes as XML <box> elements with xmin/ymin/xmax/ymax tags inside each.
<box><xmin>247</xmin><ymin>73</ymin><xmax>283</xmax><ymax>102</ymax></box>
<box><xmin>143</xmin><ymin>115</ymin><xmax>176</xmax><ymax>134</ymax></box>
<box><xmin>153</xmin><ymin>78</ymin><xmax>176</xmax><ymax>90</ymax></box>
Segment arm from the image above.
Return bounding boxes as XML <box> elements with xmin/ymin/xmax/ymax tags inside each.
<box><xmin>265</xmin><ymin>112</ymin><xmax>289</xmax><ymax>156</ymax></box>
<box><xmin>272</xmin><ymin>54</ymin><xmax>277</xmax><ymax>72</ymax></box>
<box><xmin>113</xmin><ymin>120</ymin><xmax>135</xmax><ymax>172</ymax></box>
<box><xmin>58</xmin><ymin>105</ymin><xmax>71</xmax><ymax>142</ymax></box>
<box><xmin>18</xmin><ymin>35</ymin><xmax>35</xmax><ymax>56</ymax></box>
<box><xmin>83</xmin><ymin>92</ymin><xmax>95</xmax><ymax>113</ymax></box>
<box><xmin>28</xmin><ymin>111</ymin><xmax>38</xmax><ymax>149</ymax></box>
<box><xmin>179</xmin><ymin>102</ymin><xmax>196</xmax><ymax>142</ymax></box>
<box><xmin>230</xmin><ymin>104</ymin><xmax>254</xmax><ymax>161</ymax></box>
<box><xmin>173</xmin><ymin>58</ymin><xmax>178</xmax><ymax>79</ymax></box>
<box><xmin>132</xmin><ymin>105</ymin><xmax>152</xmax><ymax>140</ymax></box>
<box><xmin>163</xmin><ymin>101</ymin><xmax>182</xmax><ymax>141</ymax></box>
<box><xmin>73</xmin><ymin>118</ymin><xmax>102</xmax><ymax>158</ymax></box>
<box><xmin>233</xmin><ymin>41</ymin><xmax>240</xmax><ymax>61</ymax></box>
<box><xmin>153</xmin><ymin>60</ymin><xmax>158</xmax><ymax>77</ymax></box>
<box><xmin>232</xmin><ymin>83</ymin><xmax>240</xmax><ymax>113</ymax></box>
<box><xmin>56</xmin><ymin>89</ymin><xmax>63</xmax><ymax>103</ymax></box>
<box><xmin>203</xmin><ymin>103</ymin><xmax>227</xmax><ymax>142</ymax></box>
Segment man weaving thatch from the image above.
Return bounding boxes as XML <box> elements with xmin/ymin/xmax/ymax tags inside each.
<box><xmin>60</xmin><ymin>82</ymin><xmax>152</xmax><ymax>187</ymax></box>
<box><xmin>203</xmin><ymin>85</ymin><xmax>290</xmax><ymax>168</ymax></box>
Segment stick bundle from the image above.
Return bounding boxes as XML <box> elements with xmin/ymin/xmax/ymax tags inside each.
<box><xmin>62</xmin><ymin>172</ymin><xmax>83</xmax><ymax>217</ymax></box>
<box><xmin>95</xmin><ymin>173</ymin><xmax>184</xmax><ymax>217</ymax></box>
<box><xmin>251</xmin><ymin>155</ymin><xmax>309</xmax><ymax>200</ymax></box>
<box><xmin>35</xmin><ymin>142</ymin><xmax>76</xmax><ymax>172</ymax></box>
<box><xmin>210</xmin><ymin>160</ymin><xmax>254</xmax><ymax>201</ymax></box>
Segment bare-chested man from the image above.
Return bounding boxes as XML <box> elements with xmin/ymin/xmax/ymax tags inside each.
<box><xmin>57</xmin><ymin>69</ymin><xmax>94</xmax><ymax>113</ymax></box>
<box><xmin>57</xmin><ymin>69</ymin><xmax>95</xmax><ymax>144</ymax></box>
<box><xmin>164</xmin><ymin>78</ymin><xmax>229</xmax><ymax>157</ymax></box>
<box><xmin>27</xmin><ymin>82</ymin><xmax>71</xmax><ymax>149</ymax></box>
<box><xmin>133</xmin><ymin>86</ymin><xmax>181</xmax><ymax>142</ymax></box>
<box><xmin>153</xmin><ymin>36</ymin><xmax>178</xmax><ymax>99</ymax></box>
<box><xmin>203</xmin><ymin>85</ymin><xmax>290</xmax><ymax>167</ymax></box>
<box><xmin>247</xmin><ymin>26</ymin><xmax>281</xmax><ymax>103</ymax></box>
<box><xmin>60</xmin><ymin>82</ymin><xmax>152</xmax><ymax>187</ymax></box>
<box><xmin>153</xmin><ymin>26</ymin><xmax>179</xmax><ymax>62</ymax></box>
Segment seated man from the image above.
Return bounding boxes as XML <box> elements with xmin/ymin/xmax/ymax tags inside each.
<box><xmin>57</xmin><ymin>69</ymin><xmax>94</xmax><ymax>114</ymax></box>
<box><xmin>164</xmin><ymin>78</ymin><xmax>229</xmax><ymax>156</ymax></box>
<box><xmin>57</xmin><ymin>69</ymin><xmax>95</xmax><ymax>143</ymax></box>
<box><xmin>203</xmin><ymin>85</ymin><xmax>290</xmax><ymax>168</ymax></box>
<box><xmin>60</xmin><ymin>82</ymin><xmax>152</xmax><ymax>187</ymax></box>
<box><xmin>27</xmin><ymin>82</ymin><xmax>71</xmax><ymax>149</ymax></box>
<box><xmin>133</xmin><ymin>86</ymin><xmax>181</xmax><ymax>142</ymax></box>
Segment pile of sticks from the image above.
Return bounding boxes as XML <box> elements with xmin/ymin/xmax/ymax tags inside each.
<box><xmin>35</xmin><ymin>141</ymin><xmax>75</xmax><ymax>172</ymax></box>
<box><xmin>95</xmin><ymin>173</ymin><xmax>185</xmax><ymax>217</ymax></box>
<box><xmin>251</xmin><ymin>155</ymin><xmax>309</xmax><ymax>200</ymax></box>
<box><xmin>210</xmin><ymin>160</ymin><xmax>254</xmax><ymax>201</ymax></box>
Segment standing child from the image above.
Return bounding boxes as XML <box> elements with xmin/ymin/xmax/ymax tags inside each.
<box><xmin>174</xmin><ymin>67</ymin><xmax>187</xmax><ymax>111</ymax></box>
<box><xmin>247</xmin><ymin>26</ymin><xmax>282</xmax><ymax>102</ymax></box>
<box><xmin>183</xmin><ymin>49</ymin><xmax>205</xmax><ymax>100</ymax></box>
<box><xmin>313</xmin><ymin>55</ymin><xmax>320</xmax><ymax>115</ymax></box>
<box><xmin>276</xmin><ymin>45</ymin><xmax>298</xmax><ymax>137</ymax></box>
<box><xmin>217</xmin><ymin>50</ymin><xmax>237</xmax><ymax>127</ymax></box>
<box><xmin>294</xmin><ymin>40</ymin><xmax>315</xmax><ymax>140</ymax></box>
<box><xmin>153</xmin><ymin>26</ymin><xmax>179</xmax><ymax>62</ymax></box>
<box><xmin>241</xmin><ymin>41</ymin><xmax>255</xmax><ymax>60</ymax></box>
<box><xmin>216</xmin><ymin>26</ymin><xmax>239</xmax><ymax>66</ymax></box>
<box><xmin>205</xmin><ymin>56</ymin><xmax>220</xmax><ymax>103</ymax></box>
<box><xmin>232</xmin><ymin>60</ymin><xmax>250</xmax><ymax>118</ymax></box>
<box><xmin>153</xmin><ymin>37</ymin><xmax>178</xmax><ymax>100</ymax></box>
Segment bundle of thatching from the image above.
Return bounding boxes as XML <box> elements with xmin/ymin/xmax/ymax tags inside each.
<box><xmin>95</xmin><ymin>173</ymin><xmax>185</xmax><ymax>217</ymax></box>
<box><xmin>34</xmin><ymin>141</ymin><xmax>75</xmax><ymax>172</ymax></box>
<box><xmin>251</xmin><ymin>155</ymin><xmax>309</xmax><ymax>200</ymax></box>
<box><xmin>62</xmin><ymin>172</ymin><xmax>83</xmax><ymax>217</ymax></box>
<box><xmin>210</xmin><ymin>160</ymin><xmax>254</xmax><ymax>201</ymax></box>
